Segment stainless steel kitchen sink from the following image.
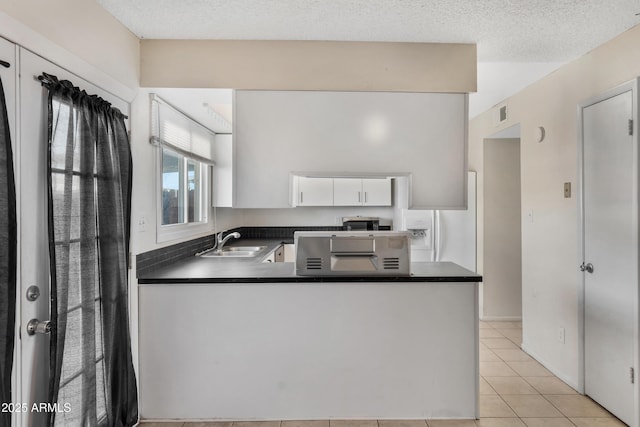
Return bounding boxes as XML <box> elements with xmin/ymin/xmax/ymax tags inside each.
<box><xmin>222</xmin><ymin>246</ymin><xmax>265</xmax><ymax>252</ymax></box>
<box><xmin>198</xmin><ymin>246</ymin><xmax>266</xmax><ymax>258</ymax></box>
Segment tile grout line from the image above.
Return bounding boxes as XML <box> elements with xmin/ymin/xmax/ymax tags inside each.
<box><xmin>480</xmin><ymin>323</ymin><xmax>612</xmax><ymax>427</ymax></box>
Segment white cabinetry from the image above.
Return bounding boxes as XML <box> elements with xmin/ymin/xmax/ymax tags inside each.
<box><xmin>334</xmin><ymin>178</ymin><xmax>391</xmax><ymax>206</ymax></box>
<box><xmin>297</xmin><ymin>177</ymin><xmax>333</xmax><ymax>206</ymax></box>
<box><xmin>295</xmin><ymin>176</ymin><xmax>391</xmax><ymax>207</ymax></box>
<box><xmin>362</xmin><ymin>178</ymin><xmax>391</xmax><ymax>206</ymax></box>
<box><xmin>333</xmin><ymin>178</ymin><xmax>363</xmax><ymax>205</ymax></box>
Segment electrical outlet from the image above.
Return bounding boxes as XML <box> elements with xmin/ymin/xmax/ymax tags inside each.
<box><xmin>558</xmin><ymin>327</ymin><xmax>565</xmax><ymax>344</ymax></box>
<box><xmin>335</xmin><ymin>216</ymin><xmax>342</xmax><ymax>225</ymax></box>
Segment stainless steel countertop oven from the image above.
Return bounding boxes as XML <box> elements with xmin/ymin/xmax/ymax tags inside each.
<box><xmin>294</xmin><ymin>231</ymin><xmax>411</xmax><ymax>276</ymax></box>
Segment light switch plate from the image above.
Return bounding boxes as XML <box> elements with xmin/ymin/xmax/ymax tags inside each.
<box><xmin>558</xmin><ymin>327</ymin><xmax>565</xmax><ymax>344</ymax></box>
<box><xmin>564</xmin><ymin>182</ymin><xmax>571</xmax><ymax>198</ymax></box>
<box><xmin>138</xmin><ymin>215</ymin><xmax>147</xmax><ymax>232</ymax></box>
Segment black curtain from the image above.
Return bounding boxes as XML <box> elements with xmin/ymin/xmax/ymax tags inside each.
<box><xmin>0</xmin><ymin>74</ymin><xmax>16</xmax><ymax>427</ymax></box>
<box><xmin>40</xmin><ymin>73</ymin><xmax>137</xmax><ymax>426</ymax></box>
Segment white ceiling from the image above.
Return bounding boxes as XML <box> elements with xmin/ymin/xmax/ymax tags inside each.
<box><xmin>97</xmin><ymin>0</ymin><xmax>640</xmax><ymax>123</ymax></box>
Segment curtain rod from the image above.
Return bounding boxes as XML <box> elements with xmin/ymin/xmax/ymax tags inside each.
<box><xmin>38</xmin><ymin>73</ymin><xmax>129</xmax><ymax>120</ymax></box>
<box><xmin>0</xmin><ymin>60</ymin><xmax>9</xmax><ymax>68</ymax></box>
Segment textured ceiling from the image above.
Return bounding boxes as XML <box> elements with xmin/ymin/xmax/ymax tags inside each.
<box><xmin>97</xmin><ymin>0</ymin><xmax>640</xmax><ymax>62</ymax></box>
<box><xmin>96</xmin><ymin>0</ymin><xmax>640</xmax><ymax>120</ymax></box>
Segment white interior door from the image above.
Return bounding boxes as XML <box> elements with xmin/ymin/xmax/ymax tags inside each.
<box><xmin>582</xmin><ymin>88</ymin><xmax>636</xmax><ymax>425</ymax></box>
<box><xmin>18</xmin><ymin>48</ymin><xmax>130</xmax><ymax>426</ymax></box>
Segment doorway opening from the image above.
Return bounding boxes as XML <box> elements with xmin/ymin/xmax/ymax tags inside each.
<box><xmin>482</xmin><ymin>123</ymin><xmax>523</xmax><ymax>321</ymax></box>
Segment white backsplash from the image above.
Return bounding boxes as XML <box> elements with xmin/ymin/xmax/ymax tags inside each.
<box><xmin>214</xmin><ymin>177</ymin><xmax>410</xmax><ymax>232</ymax></box>
<box><xmin>215</xmin><ymin>206</ymin><xmax>395</xmax><ymax>231</ymax></box>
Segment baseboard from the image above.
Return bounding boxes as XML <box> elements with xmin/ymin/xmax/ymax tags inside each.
<box><xmin>520</xmin><ymin>342</ymin><xmax>581</xmax><ymax>392</ymax></box>
<box><xmin>479</xmin><ymin>315</ymin><xmax>522</xmax><ymax>322</ymax></box>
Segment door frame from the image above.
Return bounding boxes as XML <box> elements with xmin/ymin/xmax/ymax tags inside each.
<box><xmin>577</xmin><ymin>78</ymin><xmax>640</xmax><ymax>427</ymax></box>
<box><xmin>10</xmin><ymin>45</ymin><xmax>134</xmax><ymax>427</ymax></box>
<box><xmin>1</xmin><ymin>17</ymin><xmax>136</xmax><ymax>426</ymax></box>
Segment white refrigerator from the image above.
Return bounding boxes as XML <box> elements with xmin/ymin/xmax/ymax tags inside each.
<box><xmin>400</xmin><ymin>171</ymin><xmax>477</xmax><ymax>272</ymax></box>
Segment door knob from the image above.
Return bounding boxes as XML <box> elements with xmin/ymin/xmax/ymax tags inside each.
<box><xmin>580</xmin><ymin>262</ymin><xmax>594</xmax><ymax>273</ymax></box>
<box><xmin>26</xmin><ymin>319</ymin><xmax>52</xmax><ymax>336</ymax></box>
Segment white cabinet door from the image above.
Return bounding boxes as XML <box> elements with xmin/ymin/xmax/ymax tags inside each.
<box><xmin>363</xmin><ymin>178</ymin><xmax>392</xmax><ymax>206</ymax></box>
<box><xmin>333</xmin><ymin>178</ymin><xmax>362</xmax><ymax>206</ymax></box>
<box><xmin>298</xmin><ymin>177</ymin><xmax>333</xmax><ymax>206</ymax></box>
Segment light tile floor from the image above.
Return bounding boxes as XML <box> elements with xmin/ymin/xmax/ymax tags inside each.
<box><xmin>140</xmin><ymin>321</ymin><xmax>626</xmax><ymax>427</ymax></box>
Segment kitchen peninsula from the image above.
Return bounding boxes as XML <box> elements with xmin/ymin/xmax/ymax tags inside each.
<box><xmin>137</xmin><ymin>235</ymin><xmax>481</xmax><ymax>422</ymax></box>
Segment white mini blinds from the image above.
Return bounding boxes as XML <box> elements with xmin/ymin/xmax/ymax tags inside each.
<box><xmin>150</xmin><ymin>94</ymin><xmax>216</xmax><ymax>164</ymax></box>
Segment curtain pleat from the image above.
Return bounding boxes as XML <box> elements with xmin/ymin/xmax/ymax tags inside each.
<box><xmin>0</xmin><ymin>76</ymin><xmax>17</xmax><ymax>427</ymax></box>
<box><xmin>41</xmin><ymin>73</ymin><xmax>138</xmax><ymax>427</ymax></box>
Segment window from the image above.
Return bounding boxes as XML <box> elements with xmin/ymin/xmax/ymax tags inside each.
<box><xmin>151</xmin><ymin>94</ymin><xmax>215</xmax><ymax>241</ymax></box>
<box><xmin>161</xmin><ymin>149</ymin><xmax>205</xmax><ymax>225</ymax></box>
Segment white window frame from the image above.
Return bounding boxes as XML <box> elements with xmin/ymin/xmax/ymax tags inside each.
<box><xmin>151</xmin><ymin>94</ymin><xmax>215</xmax><ymax>243</ymax></box>
<box><xmin>156</xmin><ymin>146</ymin><xmax>212</xmax><ymax>243</ymax></box>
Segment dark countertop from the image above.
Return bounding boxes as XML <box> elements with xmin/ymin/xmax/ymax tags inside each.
<box><xmin>137</xmin><ymin>238</ymin><xmax>482</xmax><ymax>284</ymax></box>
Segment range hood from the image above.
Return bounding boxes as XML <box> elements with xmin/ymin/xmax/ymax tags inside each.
<box><xmin>294</xmin><ymin>231</ymin><xmax>411</xmax><ymax>276</ymax></box>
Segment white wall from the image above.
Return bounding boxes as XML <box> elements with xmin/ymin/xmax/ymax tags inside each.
<box><xmin>469</xmin><ymin>23</ymin><xmax>640</xmax><ymax>389</ymax></box>
<box><xmin>129</xmin><ymin>90</ymin><xmax>158</xmax><ymax>254</ymax></box>
<box><xmin>138</xmin><ymin>281</ymin><xmax>479</xmax><ymax>420</ymax></box>
<box><xmin>0</xmin><ymin>0</ymin><xmax>139</xmax><ymax>96</ymax></box>
<box><xmin>234</xmin><ymin>90</ymin><xmax>468</xmax><ymax>209</ymax></box>
<box><xmin>482</xmin><ymin>138</ymin><xmax>522</xmax><ymax>320</ymax></box>
<box><xmin>227</xmin><ymin>206</ymin><xmax>395</xmax><ymax>228</ymax></box>
<box><xmin>129</xmin><ymin>88</ymin><xmax>218</xmax><ymax>254</ymax></box>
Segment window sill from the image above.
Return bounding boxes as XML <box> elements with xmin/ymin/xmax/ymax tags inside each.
<box><xmin>156</xmin><ymin>220</ymin><xmax>213</xmax><ymax>244</ymax></box>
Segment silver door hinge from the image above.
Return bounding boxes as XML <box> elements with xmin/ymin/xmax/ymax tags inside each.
<box><xmin>629</xmin><ymin>119</ymin><xmax>633</xmax><ymax>136</ymax></box>
<box><xmin>631</xmin><ymin>367</ymin><xmax>635</xmax><ymax>384</ymax></box>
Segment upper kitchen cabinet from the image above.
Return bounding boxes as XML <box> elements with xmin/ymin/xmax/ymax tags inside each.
<box><xmin>292</xmin><ymin>176</ymin><xmax>392</xmax><ymax>207</ymax></box>
<box><xmin>362</xmin><ymin>178</ymin><xmax>392</xmax><ymax>206</ymax></box>
<box><xmin>297</xmin><ymin>177</ymin><xmax>333</xmax><ymax>206</ymax></box>
<box><xmin>234</xmin><ymin>90</ymin><xmax>468</xmax><ymax>209</ymax></box>
<box><xmin>334</xmin><ymin>178</ymin><xmax>391</xmax><ymax>206</ymax></box>
<box><xmin>333</xmin><ymin>178</ymin><xmax>362</xmax><ymax>206</ymax></box>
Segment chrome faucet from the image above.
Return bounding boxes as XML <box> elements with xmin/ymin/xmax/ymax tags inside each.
<box><xmin>216</xmin><ymin>231</ymin><xmax>240</xmax><ymax>253</ymax></box>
